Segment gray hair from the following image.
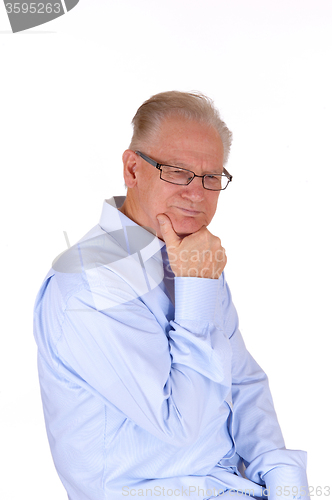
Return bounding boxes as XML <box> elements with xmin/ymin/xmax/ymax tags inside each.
<box><xmin>129</xmin><ymin>91</ymin><xmax>233</xmax><ymax>165</ymax></box>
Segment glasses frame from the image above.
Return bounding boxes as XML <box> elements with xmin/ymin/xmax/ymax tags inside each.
<box><xmin>135</xmin><ymin>151</ymin><xmax>232</xmax><ymax>191</ymax></box>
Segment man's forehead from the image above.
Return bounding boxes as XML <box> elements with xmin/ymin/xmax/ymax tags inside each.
<box><xmin>150</xmin><ymin>117</ymin><xmax>224</xmax><ymax>158</ymax></box>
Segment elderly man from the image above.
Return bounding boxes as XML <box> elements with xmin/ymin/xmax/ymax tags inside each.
<box><xmin>34</xmin><ymin>91</ymin><xmax>309</xmax><ymax>500</ymax></box>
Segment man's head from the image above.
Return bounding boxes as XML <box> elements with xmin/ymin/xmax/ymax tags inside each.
<box><xmin>119</xmin><ymin>91</ymin><xmax>232</xmax><ymax>240</ymax></box>
<box><xmin>129</xmin><ymin>91</ymin><xmax>232</xmax><ymax>165</ymax></box>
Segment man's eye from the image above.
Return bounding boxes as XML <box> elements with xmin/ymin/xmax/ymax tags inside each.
<box><xmin>163</xmin><ymin>167</ymin><xmax>186</xmax><ymax>176</ymax></box>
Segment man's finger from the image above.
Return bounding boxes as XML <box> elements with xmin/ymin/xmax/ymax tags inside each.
<box><xmin>156</xmin><ymin>214</ymin><xmax>180</xmax><ymax>246</ymax></box>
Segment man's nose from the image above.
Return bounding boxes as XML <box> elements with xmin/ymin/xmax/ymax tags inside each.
<box><xmin>181</xmin><ymin>176</ymin><xmax>205</xmax><ymax>201</ymax></box>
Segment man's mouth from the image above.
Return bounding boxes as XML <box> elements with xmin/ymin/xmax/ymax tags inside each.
<box><xmin>174</xmin><ymin>206</ymin><xmax>201</xmax><ymax>216</ymax></box>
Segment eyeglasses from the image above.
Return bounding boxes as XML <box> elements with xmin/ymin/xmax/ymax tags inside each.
<box><xmin>135</xmin><ymin>151</ymin><xmax>232</xmax><ymax>191</ymax></box>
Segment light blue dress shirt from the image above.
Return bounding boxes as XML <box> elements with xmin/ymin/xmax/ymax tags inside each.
<box><xmin>34</xmin><ymin>197</ymin><xmax>309</xmax><ymax>500</ymax></box>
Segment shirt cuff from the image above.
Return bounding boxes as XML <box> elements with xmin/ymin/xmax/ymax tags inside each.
<box><xmin>174</xmin><ymin>276</ymin><xmax>222</xmax><ymax>322</ymax></box>
<box><xmin>263</xmin><ymin>466</ymin><xmax>310</xmax><ymax>500</ymax></box>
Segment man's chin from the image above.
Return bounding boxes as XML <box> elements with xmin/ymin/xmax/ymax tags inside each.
<box><xmin>171</xmin><ymin>218</ymin><xmax>204</xmax><ymax>237</ymax></box>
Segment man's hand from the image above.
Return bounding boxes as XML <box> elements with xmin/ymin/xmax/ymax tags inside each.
<box><xmin>156</xmin><ymin>214</ymin><xmax>226</xmax><ymax>279</ymax></box>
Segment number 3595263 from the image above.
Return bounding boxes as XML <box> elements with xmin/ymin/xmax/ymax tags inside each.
<box><xmin>5</xmin><ymin>3</ymin><xmax>61</xmax><ymax>14</ymax></box>
<box><xmin>276</xmin><ymin>486</ymin><xmax>330</xmax><ymax>496</ymax></box>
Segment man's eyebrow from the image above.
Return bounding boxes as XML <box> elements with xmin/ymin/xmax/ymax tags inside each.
<box><xmin>160</xmin><ymin>158</ymin><xmax>187</xmax><ymax>167</ymax></box>
<box><xmin>161</xmin><ymin>158</ymin><xmax>223</xmax><ymax>174</ymax></box>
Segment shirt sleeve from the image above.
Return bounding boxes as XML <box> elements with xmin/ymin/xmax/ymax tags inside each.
<box><xmin>43</xmin><ymin>272</ymin><xmax>233</xmax><ymax>447</ymax></box>
<box><xmin>219</xmin><ymin>278</ymin><xmax>309</xmax><ymax>496</ymax></box>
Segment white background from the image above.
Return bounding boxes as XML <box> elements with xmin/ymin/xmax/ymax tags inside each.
<box><xmin>1</xmin><ymin>1</ymin><xmax>331</xmax><ymax>498</ymax></box>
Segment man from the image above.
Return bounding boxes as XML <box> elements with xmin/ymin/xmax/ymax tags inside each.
<box><xmin>34</xmin><ymin>91</ymin><xmax>309</xmax><ymax>500</ymax></box>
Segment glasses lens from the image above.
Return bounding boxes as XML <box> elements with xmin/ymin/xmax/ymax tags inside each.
<box><xmin>204</xmin><ymin>175</ymin><xmax>229</xmax><ymax>191</ymax></box>
<box><xmin>161</xmin><ymin>166</ymin><xmax>193</xmax><ymax>185</ymax></box>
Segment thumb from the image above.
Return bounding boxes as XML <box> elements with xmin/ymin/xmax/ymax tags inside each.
<box><xmin>156</xmin><ymin>214</ymin><xmax>180</xmax><ymax>246</ymax></box>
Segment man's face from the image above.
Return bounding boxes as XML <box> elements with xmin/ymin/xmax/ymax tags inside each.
<box><xmin>123</xmin><ymin>116</ymin><xmax>224</xmax><ymax>239</ymax></box>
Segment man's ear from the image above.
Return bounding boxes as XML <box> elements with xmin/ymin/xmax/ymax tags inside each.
<box><xmin>122</xmin><ymin>150</ymin><xmax>138</xmax><ymax>188</ymax></box>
